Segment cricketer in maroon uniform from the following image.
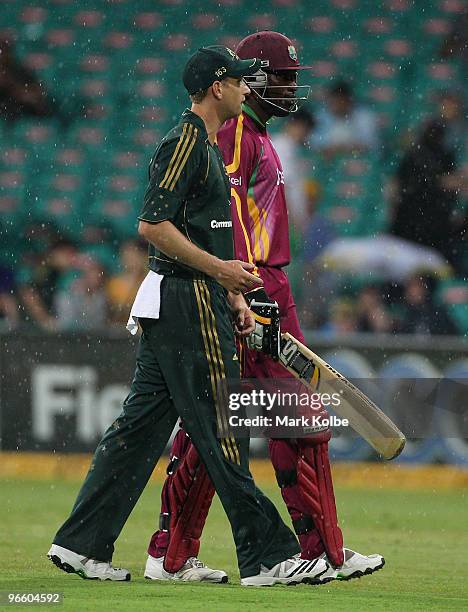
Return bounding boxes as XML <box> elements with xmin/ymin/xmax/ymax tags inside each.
<box><xmin>144</xmin><ymin>32</ymin><xmax>384</xmax><ymax>584</ymax></box>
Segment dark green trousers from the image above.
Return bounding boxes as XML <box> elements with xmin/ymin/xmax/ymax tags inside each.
<box><xmin>54</xmin><ymin>276</ymin><xmax>299</xmax><ymax>578</ymax></box>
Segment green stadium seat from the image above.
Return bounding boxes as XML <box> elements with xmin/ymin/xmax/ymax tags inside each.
<box><xmin>162</xmin><ymin>33</ymin><xmax>191</xmax><ymax>52</ymax></box>
<box><xmin>51</xmin><ymin>147</ymin><xmax>89</xmax><ymax>177</ymax></box>
<box><xmin>107</xmin><ymin>151</ymin><xmax>146</xmax><ymax>176</ymax></box>
<box><xmin>86</xmin><ymin>197</ymin><xmax>140</xmax><ymax>241</ymax></box>
<box><xmin>421</xmin><ymin>16</ymin><xmax>451</xmax><ymax>38</ymax></box>
<box><xmin>79</xmin><ymin>54</ymin><xmax>110</xmax><ymax>75</ymax></box>
<box><xmin>440</xmin><ymin>0</ymin><xmax>466</xmax><ymax>16</ymax></box>
<box><xmin>305</xmin><ymin>60</ymin><xmax>338</xmax><ymax>101</ymax></box>
<box><xmin>132</xmin><ymin>12</ymin><xmax>163</xmax><ymax>30</ymax></box>
<box><xmin>0</xmin><ymin>171</ymin><xmax>25</xmax><ymax>199</ymax></box>
<box><xmin>19</xmin><ymin>5</ymin><xmax>49</xmax><ymax>26</ymax></box>
<box><xmin>45</xmin><ymin>28</ymin><xmax>75</xmax><ymax>49</ymax></box>
<box><xmin>0</xmin><ymin>147</ymin><xmax>29</xmax><ymax>171</ymax></box>
<box><xmin>131</xmin><ymin>127</ymin><xmax>162</xmax><ymax>153</ymax></box>
<box><xmin>366</xmin><ymin>60</ymin><xmax>399</xmax><ymax>83</ymax></box>
<box><xmin>382</xmin><ymin>38</ymin><xmax>413</xmax><ymax>59</ymax></box>
<box><xmin>67</xmin><ymin>124</ymin><xmax>110</xmax><ymax>156</ymax></box>
<box><xmin>0</xmin><ymin>195</ymin><xmax>26</xmax><ymax>267</ymax></box>
<box><xmin>78</xmin><ymin>77</ymin><xmax>112</xmax><ymax>101</ymax></box>
<box><xmin>272</xmin><ymin>0</ymin><xmax>300</xmax><ymax>6</ymax></box>
<box><xmin>330</xmin><ymin>40</ymin><xmax>359</xmax><ymax>60</ymax></box>
<box><xmin>247</xmin><ymin>14</ymin><xmax>278</xmax><ymax>30</ymax></box>
<box><xmin>73</xmin><ymin>10</ymin><xmax>104</xmax><ymax>29</ymax></box>
<box><xmin>330</xmin><ymin>0</ymin><xmax>357</xmax><ymax>9</ymax></box>
<box><xmin>11</xmin><ymin>122</ymin><xmax>59</xmax><ymax>174</ymax></box>
<box><xmin>32</xmin><ymin>195</ymin><xmax>83</xmax><ymax>239</ymax></box>
<box><xmin>103</xmin><ymin>31</ymin><xmax>134</xmax><ymax>51</ymax></box>
<box><xmin>362</xmin><ymin>16</ymin><xmax>394</xmax><ymax>35</ymax></box>
<box><xmin>215</xmin><ymin>0</ymin><xmax>244</xmax><ymax>5</ymax></box>
<box><xmin>135</xmin><ymin>56</ymin><xmax>165</xmax><ymax>76</ymax></box>
<box><xmin>23</xmin><ymin>51</ymin><xmax>55</xmax><ymax>83</ymax></box>
<box><xmin>305</xmin><ymin>15</ymin><xmax>337</xmax><ymax>34</ymax></box>
<box><xmin>192</xmin><ymin>14</ymin><xmax>220</xmax><ymax>30</ymax></box>
<box><xmin>385</xmin><ymin>0</ymin><xmax>412</xmax><ymax>13</ymax></box>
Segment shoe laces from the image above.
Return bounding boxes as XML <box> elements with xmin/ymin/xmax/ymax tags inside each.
<box><xmin>87</xmin><ymin>559</ymin><xmax>122</xmax><ymax>572</ymax></box>
<box><xmin>187</xmin><ymin>557</ymin><xmax>206</xmax><ymax>569</ymax></box>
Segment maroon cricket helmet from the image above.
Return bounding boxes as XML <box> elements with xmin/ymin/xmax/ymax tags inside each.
<box><xmin>236</xmin><ymin>31</ymin><xmax>312</xmax><ymax>71</ymax></box>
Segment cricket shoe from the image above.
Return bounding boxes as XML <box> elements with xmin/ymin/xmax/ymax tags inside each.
<box><xmin>318</xmin><ymin>548</ymin><xmax>385</xmax><ymax>582</ymax></box>
<box><xmin>240</xmin><ymin>556</ymin><xmax>328</xmax><ymax>587</ymax></box>
<box><xmin>47</xmin><ymin>544</ymin><xmax>130</xmax><ymax>581</ymax></box>
<box><xmin>144</xmin><ymin>555</ymin><xmax>228</xmax><ymax>583</ymax></box>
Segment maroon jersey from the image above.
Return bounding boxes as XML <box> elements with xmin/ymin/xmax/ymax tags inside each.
<box><xmin>217</xmin><ymin>104</ymin><xmax>291</xmax><ymax>270</ymax></box>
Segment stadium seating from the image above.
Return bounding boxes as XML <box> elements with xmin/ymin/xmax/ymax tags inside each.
<box><xmin>0</xmin><ymin>0</ymin><xmax>466</xmax><ymax>329</ymax></box>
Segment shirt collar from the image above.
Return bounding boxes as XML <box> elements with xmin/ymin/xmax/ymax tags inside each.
<box><xmin>180</xmin><ymin>109</ymin><xmax>208</xmax><ymax>136</ymax></box>
<box><xmin>242</xmin><ymin>103</ymin><xmax>268</xmax><ymax>131</ymax></box>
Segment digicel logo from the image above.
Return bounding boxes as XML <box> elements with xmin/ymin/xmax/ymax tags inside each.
<box><xmin>229</xmin><ymin>176</ymin><xmax>242</xmax><ymax>186</ymax></box>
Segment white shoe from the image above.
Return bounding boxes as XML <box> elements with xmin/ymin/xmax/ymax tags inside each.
<box><xmin>318</xmin><ymin>548</ymin><xmax>385</xmax><ymax>582</ymax></box>
<box><xmin>47</xmin><ymin>544</ymin><xmax>130</xmax><ymax>581</ymax></box>
<box><xmin>144</xmin><ymin>555</ymin><xmax>228</xmax><ymax>583</ymax></box>
<box><xmin>240</xmin><ymin>556</ymin><xmax>328</xmax><ymax>587</ymax></box>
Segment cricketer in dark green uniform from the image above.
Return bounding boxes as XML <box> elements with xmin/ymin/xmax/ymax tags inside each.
<box><xmin>50</xmin><ymin>46</ymin><xmax>300</xmax><ymax>581</ymax></box>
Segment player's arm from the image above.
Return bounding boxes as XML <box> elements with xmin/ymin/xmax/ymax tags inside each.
<box><xmin>219</xmin><ymin>126</ymin><xmax>280</xmax><ymax>350</ymax></box>
<box><xmin>18</xmin><ymin>285</ymin><xmax>57</xmax><ymax>331</ymax></box>
<box><xmin>138</xmin><ymin>221</ymin><xmax>261</xmax><ymax>294</ymax></box>
<box><xmin>138</xmin><ymin>129</ymin><xmax>261</xmax><ymax>294</ymax></box>
<box><xmin>227</xmin><ymin>291</ymin><xmax>255</xmax><ymax>336</ymax></box>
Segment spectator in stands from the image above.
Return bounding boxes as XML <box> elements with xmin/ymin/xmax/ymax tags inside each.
<box><xmin>297</xmin><ymin>190</ymin><xmax>337</xmax><ymax>329</ymax></box>
<box><xmin>55</xmin><ymin>256</ymin><xmax>108</xmax><ymax>331</ymax></box>
<box><xmin>440</xmin><ymin>6</ymin><xmax>468</xmax><ymax>69</ymax></box>
<box><xmin>311</xmin><ymin>80</ymin><xmax>379</xmax><ymax>157</ymax></box>
<box><xmin>356</xmin><ymin>286</ymin><xmax>393</xmax><ymax>334</ymax></box>
<box><xmin>0</xmin><ymin>37</ymin><xmax>54</xmax><ymax>122</ymax></box>
<box><xmin>106</xmin><ymin>239</ymin><xmax>147</xmax><ymax>325</ymax></box>
<box><xmin>390</xmin><ymin>119</ymin><xmax>463</xmax><ymax>269</ymax></box>
<box><xmin>398</xmin><ymin>275</ymin><xmax>458</xmax><ymax>335</ymax></box>
<box><xmin>272</xmin><ymin>107</ymin><xmax>316</xmax><ymax>229</ymax></box>
<box><xmin>18</xmin><ymin>238</ymin><xmax>78</xmax><ymax>331</ymax></box>
<box><xmin>436</xmin><ymin>89</ymin><xmax>466</xmax><ymax>161</ymax></box>
<box><xmin>320</xmin><ymin>299</ymin><xmax>357</xmax><ymax>335</ymax></box>
<box><xmin>0</xmin><ymin>265</ymin><xmax>19</xmax><ymax>330</ymax></box>
<box><xmin>302</xmin><ymin>185</ymin><xmax>337</xmax><ymax>261</ymax></box>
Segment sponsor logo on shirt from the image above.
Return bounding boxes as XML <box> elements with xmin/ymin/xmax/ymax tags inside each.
<box><xmin>276</xmin><ymin>168</ymin><xmax>285</xmax><ymax>185</ymax></box>
<box><xmin>229</xmin><ymin>176</ymin><xmax>242</xmax><ymax>186</ymax></box>
<box><xmin>211</xmin><ymin>219</ymin><xmax>233</xmax><ymax>229</ymax></box>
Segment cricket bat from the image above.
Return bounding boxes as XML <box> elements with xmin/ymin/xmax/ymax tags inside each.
<box><xmin>279</xmin><ymin>333</ymin><xmax>406</xmax><ymax>460</ymax></box>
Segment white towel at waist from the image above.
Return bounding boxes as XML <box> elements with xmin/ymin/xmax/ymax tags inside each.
<box><xmin>126</xmin><ymin>270</ymin><xmax>164</xmax><ymax>335</ymax></box>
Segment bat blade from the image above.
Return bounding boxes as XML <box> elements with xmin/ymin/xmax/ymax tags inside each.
<box><xmin>279</xmin><ymin>333</ymin><xmax>406</xmax><ymax>460</ymax></box>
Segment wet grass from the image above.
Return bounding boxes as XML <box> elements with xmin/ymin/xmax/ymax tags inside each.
<box><xmin>0</xmin><ymin>478</ymin><xmax>466</xmax><ymax>611</ymax></box>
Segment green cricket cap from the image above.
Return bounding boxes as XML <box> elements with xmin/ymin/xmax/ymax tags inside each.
<box><xmin>183</xmin><ymin>45</ymin><xmax>262</xmax><ymax>95</ymax></box>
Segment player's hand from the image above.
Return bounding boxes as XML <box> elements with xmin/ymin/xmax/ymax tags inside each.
<box><xmin>228</xmin><ymin>292</ymin><xmax>255</xmax><ymax>337</ymax></box>
<box><xmin>244</xmin><ymin>287</ymin><xmax>281</xmax><ymax>360</ymax></box>
<box><xmin>215</xmin><ymin>260</ymin><xmax>263</xmax><ymax>294</ymax></box>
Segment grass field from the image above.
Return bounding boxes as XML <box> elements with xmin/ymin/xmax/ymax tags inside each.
<box><xmin>1</xmin><ymin>478</ymin><xmax>467</xmax><ymax>611</ymax></box>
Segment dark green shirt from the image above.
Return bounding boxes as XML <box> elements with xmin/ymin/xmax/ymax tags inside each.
<box><xmin>138</xmin><ymin>109</ymin><xmax>234</xmax><ymax>276</ymax></box>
